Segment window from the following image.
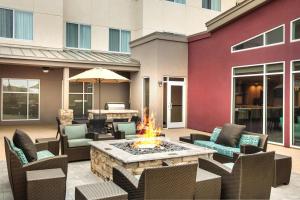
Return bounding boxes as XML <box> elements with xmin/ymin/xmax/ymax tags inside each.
<box><xmin>2</xmin><ymin>79</ymin><xmax>39</xmax><ymax>120</ymax></box>
<box><xmin>232</xmin><ymin>25</ymin><xmax>284</xmax><ymax>52</ymax></box>
<box><xmin>292</xmin><ymin>60</ymin><xmax>300</xmax><ymax>147</ymax></box>
<box><xmin>0</xmin><ymin>8</ymin><xmax>33</xmax><ymax>40</ymax></box>
<box><xmin>143</xmin><ymin>77</ymin><xmax>150</xmax><ymax>118</ymax></box>
<box><xmin>66</xmin><ymin>23</ymin><xmax>91</xmax><ymax>49</ymax></box>
<box><xmin>69</xmin><ymin>82</ymin><xmax>93</xmax><ymax>119</ymax></box>
<box><xmin>166</xmin><ymin>0</ymin><xmax>186</xmax><ymax>4</ymax></box>
<box><xmin>291</xmin><ymin>18</ymin><xmax>300</xmax><ymax>42</ymax></box>
<box><xmin>202</xmin><ymin>0</ymin><xmax>221</xmax><ymax>11</ymax></box>
<box><xmin>233</xmin><ymin>62</ymin><xmax>284</xmax><ymax>144</ymax></box>
<box><xmin>109</xmin><ymin>29</ymin><xmax>131</xmax><ymax>53</ymax></box>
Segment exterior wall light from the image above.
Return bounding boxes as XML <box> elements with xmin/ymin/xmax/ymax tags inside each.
<box><xmin>42</xmin><ymin>67</ymin><xmax>50</xmax><ymax>73</ymax></box>
<box><xmin>158</xmin><ymin>81</ymin><xmax>163</xmax><ymax>87</ymax></box>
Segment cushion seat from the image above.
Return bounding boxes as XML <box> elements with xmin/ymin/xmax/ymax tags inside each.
<box><xmin>223</xmin><ymin>162</ymin><xmax>234</xmax><ymax>169</ymax></box>
<box><xmin>37</xmin><ymin>150</ymin><xmax>55</xmax><ymax>160</ymax></box>
<box><xmin>68</xmin><ymin>138</ymin><xmax>93</xmax><ymax>147</ymax></box>
<box><xmin>213</xmin><ymin>144</ymin><xmax>240</xmax><ymax>158</ymax></box>
<box><xmin>194</xmin><ymin>140</ymin><xmax>216</xmax><ymax>149</ymax></box>
<box><xmin>125</xmin><ymin>135</ymin><xmax>139</xmax><ymax>140</ymax></box>
<box><xmin>194</xmin><ymin>140</ymin><xmax>240</xmax><ymax>158</ymax></box>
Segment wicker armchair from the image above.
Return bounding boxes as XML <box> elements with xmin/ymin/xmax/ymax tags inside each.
<box><xmin>198</xmin><ymin>151</ymin><xmax>275</xmax><ymax>199</ymax></box>
<box><xmin>60</xmin><ymin>124</ymin><xmax>98</xmax><ymax>162</ymax></box>
<box><xmin>113</xmin><ymin>163</ymin><xmax>198</xmax><ymax>200</ymax></box>
<box><xmin>4</xmin><ymin>137</ymin><xmax>68</xmax><ymax>200</ymax></box>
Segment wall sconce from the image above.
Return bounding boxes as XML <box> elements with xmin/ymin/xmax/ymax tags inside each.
<box><xmin>42</xmin><ymin>67</ymin><xmax>50</xmax><ymax>73</ymax></box>
<box><xmin>158</xmin><ymin>81</ymin><xmax>163</xmax><ymax>87</ymax></box>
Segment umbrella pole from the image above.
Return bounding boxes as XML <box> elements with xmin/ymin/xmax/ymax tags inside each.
<box><xmin>99</xmin><ymin>80</ymin><xmax>101</xmax><ymax>119</ymax></box>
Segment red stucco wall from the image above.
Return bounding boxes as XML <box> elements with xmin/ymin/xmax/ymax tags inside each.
<box><xmin>188</xmin><ymin>0</ymin><xmax>300</xmax><ymax>147</ymax></box>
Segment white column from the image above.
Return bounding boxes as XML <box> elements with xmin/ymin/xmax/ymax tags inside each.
<box><xmin>62</xmin><ymin>67</ymin><xmax>69</xmax><ymax>109</ymax></box>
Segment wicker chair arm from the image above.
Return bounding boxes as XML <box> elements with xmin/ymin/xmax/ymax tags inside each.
<box><xmin>23</xmin><ymin>155</ymin><xmax>68</xmax><ymax>175</ymax></box>
<box><xmin>198</xmin><ymin>157</ymin><xmax>231</xmax><ymax>176</ymax></box>
<box><xmin>34</xmin><ymin>142</ymin><xmax>49</xmax><ymax>151</ymax></box>
<box><xmin>113</xmin><ymin>165</ymin><xmax>139</xmax><ymax>190</ymax></box>
<box><xmin>86</xmin><ymin>132</ymin><xmax>98</xmax><ymax>141</ymax></box>
<box><xmin>240</xmin><ymin>144</ymin><xmax>263</xmax><ymax>154</ymax></box>
<box><xmin>60</xmin><ymin>134</ymin><xmax>68</xmax><ymax>154</ymax></box>
<box><xmin>114</xmin><ymin>131</ymin><xmax>125</xmax><ymax>139</ymax></box>
<box><xmin>191</xmin><ymin>133</ymin><xmax>210</xmax><ymax>143</ymax></box>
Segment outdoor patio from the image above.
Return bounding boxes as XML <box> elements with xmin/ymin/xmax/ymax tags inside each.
<box><xmin>1</xmin><ymin>124</ymin><xmax>300</xmax><ymax>199</ymax></box>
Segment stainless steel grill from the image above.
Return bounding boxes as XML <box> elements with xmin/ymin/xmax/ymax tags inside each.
<box><xmin>105</xmin><ymin>102</ymin><xmax>126</xmax><ymax>110</ymax></box>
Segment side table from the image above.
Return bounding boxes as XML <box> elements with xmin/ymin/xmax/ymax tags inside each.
<box><xmin>26</xmin><ymin>168</ymin><xmax>66</xmax><ymax>200</ymax></box>
<box><xmin>75</xmin><ymin>181</ymin><xmax>128</xmax><ymax>200</ymax></box>
<box><xmin>195</xmin><ymin>168</ymin><xmax>221</xmax><ymax>199</ymax></box>
<box><xmin>273</xmin><ymin>154</ymin><xmax>292</xmax><ymax>187</ymax></box>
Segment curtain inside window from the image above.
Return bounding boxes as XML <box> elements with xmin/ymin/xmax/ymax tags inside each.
<box><xmin>121</xmin><ymin>30</ymin><xmax>131</xmax><ymax>53</ymax></box>
<box><xmin>211</xmin><ymin>0</ymin><xmax>221</xmax><ymax>11</ymax></box>
<box><xmin>14</xmin><ymin>11</ymin><xmax>33</xmax><ymax>40</ymax></box>
<box><xmin>175</xmin><ymin>0</ymin><xmax>186</xmax><ymax>4</ymax></box>
<box><xmin>80</xmin><ymin>25</ymin><xmax>91</xmax><ymax>49</ymax></box>
<box><xmin>66</xmin><ymin>23</ymin><xmax>78</xmax><ymax>48</ymax></box>
<box><xmin>0</xmin><ymin>8</ymin><xmax>13</xmax><ymax>38</ymax></box>
<box><xmin>109</xmin><ymin>29</ymin><xmax>120</xmax><ymax>52</ymax></box>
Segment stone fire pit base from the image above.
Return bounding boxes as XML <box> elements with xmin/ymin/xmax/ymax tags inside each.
<box><xmin>90</xmin><ymin>145</ymin><xmax>213</xmax><ymax>180</ymax></box>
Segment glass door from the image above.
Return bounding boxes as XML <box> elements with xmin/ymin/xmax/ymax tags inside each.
<box><xmin>167</xmin><ymin>81</ymin><xmax>185</xmax><ymax>128</ymax></box>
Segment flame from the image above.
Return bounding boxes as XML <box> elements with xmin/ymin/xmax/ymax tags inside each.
<box><xmin>132</xmin><ymin>113</ymin><xmax>162</xmax><ymax>149</ymax></box>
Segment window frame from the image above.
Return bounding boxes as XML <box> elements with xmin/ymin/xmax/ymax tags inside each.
<box><xmin>65</xmin><ymin>22</ymin><xmax>92</xmax><ymax>50</ymax></box>
<box><xmin>108</xmin><ymin>28</ymin><xmax>131</xmax><ymax>54</ymax></box>
<box><xmin>290</xmin><ymin>17</ymin><xmax>300</xmax><ymax>43</ymax></box>
<box><xmin>1</xmin><ymin>78</ymin><xmax>40</xmax><ymax>121</ymax></box>
<box><xmin>202</xmin><ymin>0</ymin><xmax>221</xmax><ymax>12</ymax></box>
<box><xmin>0</xmin><ymin>7</ymin><xmax>33</xmax><ymax>41</ymax></box>
<box><xmin>231</xmin><ymin>61</ymin><xmax>285</xmax><ymax>145</ymax></box>
<box><xmin>166</xmin><ymin>0</ymin><xmax>186</xmax><ymax>5</ymax></box>
<box><xmin>231</xmin><ymin>24</ymin><xmax>285</xmax><ymax>53</ymax></box>
<box><xmin>69</xmin><ymin>82</ymin><xmax>94</xmax><ymax>118</ymax></box>
<box><xmin>290</xmin><ymin>59</ymin><xmax>300</xmax><ymax>149</ymax></box>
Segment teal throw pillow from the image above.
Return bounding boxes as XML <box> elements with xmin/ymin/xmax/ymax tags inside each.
<box><xmin>239</xmin><ymin>135</ymin><xmax>260</xmax><ymax>147</ymax></box>
<box><xmin>210</xmin><ymin>128</ymin><xmax>222</xmax><ymax>142</ymax></box>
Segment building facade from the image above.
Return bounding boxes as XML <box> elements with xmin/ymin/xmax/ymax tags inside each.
<box><xmin>0</xmin><ymin>0</ymin><xmax>238</xmax><ymax>126</ymax></box>
<box><xmin>188</xmin><ymin>0</ymin><xmax>300</xmax><ymax>148</ymax></box>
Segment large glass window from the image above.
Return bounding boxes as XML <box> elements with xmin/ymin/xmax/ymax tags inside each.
<box><xmin>66</xmin><ymin>23</ymin><xmax>91</xmax><ymax>49</ymax></box>
<box><xmin>232</xmin><ymin>25</ymin><xmax>284</xmax><ymax>52</ymax></box>
<box><xmin>69</xmin><ymin>82</ymin><xmax>93</xmax><ymax>119</ymax></box>
<box><xmin>109</xmin><ymin>29</ymin><xmax>131</xmax><ymax>53</ymax></box>
<box><xmin>2</xmin><ymin>79</ymin><xmax>39</xmax><ymax>120</ymax></box>
<box><xmin>143</xmin><ymin>77</ymin><xmax>150</xmax><ymax>118</ymax></box>
<box><xmin>292</xmin><ymin>61</ymin><xmax>300</xmax><ymax>147</ymax></box>
<box><xmin>202</xmin><ymin>0</ymin><xmax>221</xmax><ymax>11</ymax></box>
<box><xmin>233</xmin><ymin>63</ymin><xmax>284</xmax><ymax>143</ymax></box>
<box><xmin>0</xmin><ymin>8</ymin><xmax>33</xmax><ymax>40</ymax></box>
<box><xmin>292</xmin><ymin>18</ymin><xmax>300</xmax><ymax>41</ymax></box>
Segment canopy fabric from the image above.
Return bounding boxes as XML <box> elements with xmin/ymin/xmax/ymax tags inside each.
<box><xmin>69</xmin><ymin>67</ymin><xmax>129</xmax><ymax>83</ymax></box>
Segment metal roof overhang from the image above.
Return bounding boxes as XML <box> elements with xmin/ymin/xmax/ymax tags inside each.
<box><xmin>0</xmin><ymin>46</ymin><xmax>140</xmax><ymax>72</ymax></box>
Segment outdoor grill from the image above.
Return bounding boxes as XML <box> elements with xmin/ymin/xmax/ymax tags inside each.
<box><xmin>105</xmin><ymin>102</ymin><xmax>126</xmax><ymax>110</ymax></box>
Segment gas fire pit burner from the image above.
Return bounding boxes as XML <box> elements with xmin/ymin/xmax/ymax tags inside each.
<box><xmin>111</xmin><ymin>141</ymin><xmax>189</xmax><ymax>155</ymax></box>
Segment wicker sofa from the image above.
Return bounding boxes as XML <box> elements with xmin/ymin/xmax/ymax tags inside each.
<box><xmin>60</xmin><ymin>124</ymin><xmax>98</xmax><ymax>162</ymax></box>
<box><xmin>4</xmin><ymin>137</ymin><xmax>68</xmax><ymax>200</ymax></box>
<box><xmin>191</xmin><ymin>128</ymin><xmax>268</xmax><ymax>163</ymax></box>
<box><xmin>198</xmin><ymin>152</ymin><xmax>275</xmax><ymax>199</ymax></box>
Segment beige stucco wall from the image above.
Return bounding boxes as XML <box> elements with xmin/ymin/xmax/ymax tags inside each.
<box><xmin>0</xmin><ymin>0</ymin><xmax>237</xmax><ymax>51</ymax></box>
<box><xmin>130</xmin><ymin>33</ymin><xmax>188</xmax><ymax>127</ymax></box>
<box><xmin>0</xmin><ymin>0</ymin><xmax>63</xmax><ymax>49</ymax></box>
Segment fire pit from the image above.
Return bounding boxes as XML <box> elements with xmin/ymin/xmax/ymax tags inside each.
<box><xmin>111</xmin><ymin>140</ymin><xmax>189</xmax><ymax>155</ymax></box>
<box><xmin>90</xmin><ymin>138</ymin><xmax>216</xmax><ymax>180</ymax></box>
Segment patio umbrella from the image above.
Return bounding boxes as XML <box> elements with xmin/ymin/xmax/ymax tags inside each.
<box><xmin>69</xmin><ymin>67</ymin><xmax>129</xmax><ymax>117</ymax></box>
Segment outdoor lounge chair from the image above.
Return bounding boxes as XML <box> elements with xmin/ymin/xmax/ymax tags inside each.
<box><xmin>198</xmin><ymin>151</ymin><xmax>275</xmax><ymax>199</ymax></box>
<box><xmin>4</xmin><ymin>137</ymin><xmax>68</xmax><ymax>200</ymax></box>
<box><xmin>113</xmin><ymin>163</ymin><xmax>198</xmax><ymax>200</ymax></box>
<box><xmin>60</xmin><ymin>124</ymin><xmax>98</xmax><ymax>162</ymax></box>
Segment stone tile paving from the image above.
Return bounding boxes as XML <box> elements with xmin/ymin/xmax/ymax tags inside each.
<box><xmin>0</xmin><ymin>160</ymin><xmax>300</xmax><ymax>199</ymax></box>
